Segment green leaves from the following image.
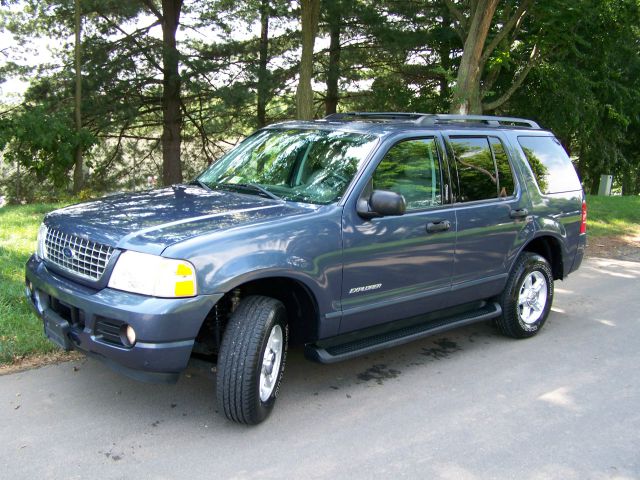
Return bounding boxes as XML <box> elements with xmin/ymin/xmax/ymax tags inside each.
<box><xmin>0</xmin><ymin>104</ymin><xmax>96</xmax><ymax>187</ymax></box>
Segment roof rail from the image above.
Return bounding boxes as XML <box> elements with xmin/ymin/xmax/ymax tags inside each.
<box><xmin>415</xmin><ymin>114</ymin><xmax>540</xmax><ymax>129</ymax></box>
<box><xmin>324</xmin><ymin>112</ymin><xmax>427</xmax><ymax>122</ymax></box>
<box><xmin>323</xmin><ymin>112</ymin><xmax>541</xmax><ymax>129</ymax></box>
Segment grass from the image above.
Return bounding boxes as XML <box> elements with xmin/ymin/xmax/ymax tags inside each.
<box><xmin>0</xmin><ymin>203</ymin><xmax>65</xmax><ymax>365</ymax></box>
<box><xmin>0</xmin><ymin>195</ymin><xmax>638</xmax><ymax>366</ymax></box>
<box><xmin>586</xmin><ymin>195</ymin><xmax>640</xmax><ymax>239</ymax></box>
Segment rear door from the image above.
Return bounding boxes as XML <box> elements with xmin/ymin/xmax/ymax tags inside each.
<box><xmin>446</xmin><ymin>134</ymin><xmax>532</xmax><ymax>300</ymax></box>
<box><xmin>339</xmin><ymin>135</ymin><xmax>456</xmax><ymax>333</ymax></box>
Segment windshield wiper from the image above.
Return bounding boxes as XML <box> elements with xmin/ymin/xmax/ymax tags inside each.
<box><xmin>218</xmin><ymin>182</ymin><xmax>282</xmax><ymax>201</ymax></box>
<box><xmin>190</xmin><ymin>179</ymin><xmax>212</xmax><ymax>191</ymax></box>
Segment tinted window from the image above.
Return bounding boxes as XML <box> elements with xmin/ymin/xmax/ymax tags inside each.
<box><xmin>490</xmin><ymin>137</ymin><xmax>516</xmax><ymax>197</ymax></box>
<box><xmin>450</xmin><ymin>137</ymin><xmax>497</xmax><ymax>202</ymax></box>
<box><xmin>518</xmin><ymin>136</ymin><xmax>582</xmax><ymax>194</ymax></box>
<box><xmin>373</xmin><ymin>138</ymin><xmax>441</xmax><ymax>210</ymax></box>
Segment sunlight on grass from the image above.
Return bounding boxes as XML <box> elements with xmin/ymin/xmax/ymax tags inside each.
<box><xmin>0</xmin><ymin>203</ymin><xmax>66</xmax><ymax>364</ymax></box>
<box><xmin>586</xmin><ymin>195</ymin><xmax>640</xmax><ymax>238</ymax></box>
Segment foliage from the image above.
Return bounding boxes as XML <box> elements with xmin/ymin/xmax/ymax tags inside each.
<box><xmin>0</xmin><ymin>0</ymin><xmax>638</xmax><ymax>201</ymax></box>
<box><xmin>0</xmin><ymin>104</ymin><xmax>96</xmax><ymax>189</ymax></box>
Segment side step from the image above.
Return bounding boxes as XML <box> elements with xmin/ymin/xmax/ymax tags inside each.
<box><xmin>305</xmin><ymin>302</ymin><xmax>502</xmax><ymax>364</ymax></box>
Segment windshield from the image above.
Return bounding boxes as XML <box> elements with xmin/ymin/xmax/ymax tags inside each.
<box><xmin>197</xmin><ymin>128</ymin><xmax>379</xmax><ymax>205</ymax></box>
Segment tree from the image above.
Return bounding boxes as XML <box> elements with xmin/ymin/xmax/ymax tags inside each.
<box><xmin>446</xmin><ymin>0</ymin><xmax>537</xmax><ymax>114</ymax></box>
<box><xmin>296</xmin><ymin>0</ymin><xmax>320</xmax><ymax>120</ymax></box>
<box><xmin>323</xmin><ymin>0</ymin><xmax>341</xmax><ymax>115</ymax></box>
<box><xmin>142</xmin><ymin>0</ymin><xmax>184</xmax><ymax>185</ymax></box>
<box><xmin>72</xmin><ymin>0</ymin><xmax>84</xmax><ymax>193</ymax></box>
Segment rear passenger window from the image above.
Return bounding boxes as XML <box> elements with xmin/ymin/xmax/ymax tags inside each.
<box><xmin>518</xmin><ymin>136</ymin><xmax>582</xmax><ymax>194</ymax></box>
<box><xmin>373</xmin><ymin>138</ymin><xmax>441</xmax><ymax>210</ymax></box>
<box><xmin>450</xmin><ymin>136</ymin><xmax>517</xmax><ymax>202</ymax></box>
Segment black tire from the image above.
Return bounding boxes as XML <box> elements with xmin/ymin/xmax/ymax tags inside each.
<box><xmin>216</xmin><ymin>295</ymin><xmax>288</xmax><ymax>425</ymax></box>
<box><xmin>496</xmin><ymin>252</ymin><xmax>554</xmax><ymax>338</ymax></box>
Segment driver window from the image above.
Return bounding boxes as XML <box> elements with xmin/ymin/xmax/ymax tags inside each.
<box><xmin>372</xmin><ymin>138</ymin><xmax>442</xmax><ymax>210</ymax></box>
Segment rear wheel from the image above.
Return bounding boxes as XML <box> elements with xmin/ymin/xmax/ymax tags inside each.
<box><xmin>216</xmin><ymin>295</ymin><xmax>288</xmax><ymax>425</ymax></box>
<box><xmin>497</xmin><ymin>252</ymin><xmax>554</xmax><ymax>338</ymax></box>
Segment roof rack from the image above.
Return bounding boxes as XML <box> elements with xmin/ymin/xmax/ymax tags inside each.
<box><xmin>324</xmin><ymin>112</ymin><xmax>426</xmax><ymax>122</ymax></box>
<box><xmin>323</xmin><ymin>112</ymin><xmax>540</xmax><ymax>129</ymax></box>
<box><xmin>415</xmin><ymin>114</ymin><xmax>540</xmax><ymax>129</ymax></box>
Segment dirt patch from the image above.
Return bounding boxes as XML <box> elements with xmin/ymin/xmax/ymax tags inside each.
<box><xmin>586</xmin><ymin>234</ymin><xmax>640</xmax><ymax>262</ymax></box>
<box><xmin>0</xmin><ymin>351</ymin><xmax>82</xmax><ymax>376</ymax></box>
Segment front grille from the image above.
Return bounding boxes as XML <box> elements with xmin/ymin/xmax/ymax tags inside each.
<box><xmin>95</xmin><ymin>318</ymin><xmax>124</xmax><ymax>346</ymax></box>
<box><xmin>44</xmin><ymin>228</ymin><xmax>114</xmax><ymax>281</ymax></box>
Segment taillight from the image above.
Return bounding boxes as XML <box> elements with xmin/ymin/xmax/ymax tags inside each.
<box><xmin>580</xmin><ymin>200</ymin><xmax>587</xmax><ymax>234</ymax></box>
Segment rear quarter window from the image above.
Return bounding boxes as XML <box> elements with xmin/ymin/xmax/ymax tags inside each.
<box><xmin>518</xmin><ymin>136</ymin><xmax>582</xmax><ymax>194</ymax></box>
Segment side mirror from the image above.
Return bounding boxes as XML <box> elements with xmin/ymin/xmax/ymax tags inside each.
<box><xmin>357</xmin><ymin>189</ymin><xmax>406</xmax><ymax>219</ymax></box>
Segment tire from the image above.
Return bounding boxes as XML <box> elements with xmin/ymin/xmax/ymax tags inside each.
<box><xmin>216</xmin><ymin>295</ymin><xmax>289</xmax><ymax>425</ymax></box>
<box><xmin>496</xmin><ymin>252</ymin><xmax>554</xmax><ymax>338</ymax></box>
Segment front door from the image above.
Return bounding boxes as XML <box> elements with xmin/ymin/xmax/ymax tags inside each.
<box><xmin>340</xmin><ymin>136</ymin><xmax>457</xmax><ymax>334</ymax></box>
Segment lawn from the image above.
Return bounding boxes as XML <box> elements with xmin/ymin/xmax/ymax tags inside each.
<box><xmin>586</xmin><ymin>195</ymin><xmax>640</xmax><ymax>238</ymax></box>
<box><xmin>0</xmin><ymin>195</ymin><xmax>638</xmax><ymax>366</ymax></box>
<box><xmin>0</xmin><ymin>203</ymin><xmax>65</xmax><ymax>365</ymax></box>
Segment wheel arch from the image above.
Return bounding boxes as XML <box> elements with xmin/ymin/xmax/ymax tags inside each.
<box><xmin>520</xmin><ymin>234</ymin><xmax>565</xmax><ymax>280</ymax></box>
<box><xmin>196</xmin><ymin>272</ymin><xmax>323</xmax><ymax>349</ymax></box>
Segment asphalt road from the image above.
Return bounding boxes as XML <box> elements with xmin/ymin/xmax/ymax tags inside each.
<box><xmin>1</xmin><ymin>257</ymin><xmax>639</xmax><ymax>479</ymax></box>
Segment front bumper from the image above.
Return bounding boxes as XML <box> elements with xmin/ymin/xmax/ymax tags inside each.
<box><xmin>25</xmin><ymin>254</ymin><xmax>222</xmax><ymax>383</ymax></box>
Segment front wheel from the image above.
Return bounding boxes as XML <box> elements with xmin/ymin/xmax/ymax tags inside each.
<box><xmin>496</xmin><ymin>252</ymin><xmax>554</xmax><ymax>338</ymax></box>
<box><xmin>216</xmin><ymin>295</ymin><xmax>289</xmax><ymax>425</ymax></box>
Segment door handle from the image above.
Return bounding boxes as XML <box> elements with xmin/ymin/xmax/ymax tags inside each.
<box><xmin>426</xmin><ymin>220</ymin><xmax>451</xmax><ymax>233</ymax></box>
<box><xmin>509</xmin><ymin>208</ymin><xmax>529</xmax><ymax>219</ymax></box>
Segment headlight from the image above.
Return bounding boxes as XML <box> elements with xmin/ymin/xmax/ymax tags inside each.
<box><xmin>108</xmin><ymin>251</ymin><xmax>197</xmax><ymax>298</ymax></box>
<box><xmin>36</xmin><ymin>223</ymin><xmax>48</xmax><ymax>259</ymax></box>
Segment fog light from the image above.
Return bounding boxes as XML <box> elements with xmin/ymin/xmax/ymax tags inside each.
<box><xmin>120</xmin><ymin>324</ymin><xmax>137</xmax><ymax>347</ymax></box>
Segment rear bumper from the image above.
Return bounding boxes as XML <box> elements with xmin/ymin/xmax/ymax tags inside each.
<box><xmin>25</xmin><ymin>254</ymin><xmax>222</xmax><ymax>383</ymax></box>
<box><xmin>569</xmin><ymin>233</ymin><xmax>587</xmax><ymax>274</ymax></box>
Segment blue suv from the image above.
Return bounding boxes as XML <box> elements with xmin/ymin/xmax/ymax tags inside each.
<box><xmin>25</xmin><ymin>113</ymin><xmax>587</xmax><ymax>424</ymax></box>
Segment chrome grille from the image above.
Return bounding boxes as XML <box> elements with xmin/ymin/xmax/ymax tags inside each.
<box><xmin>44</xmin><ymin>228</ymin><xmax>114</xmax><ymax>281</ymax></box>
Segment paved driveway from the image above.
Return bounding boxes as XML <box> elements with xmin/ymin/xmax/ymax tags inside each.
<box><xmin>1</xmin><ymin>257</ymin><xmax>639</xmax><ymax>479</ymax></box>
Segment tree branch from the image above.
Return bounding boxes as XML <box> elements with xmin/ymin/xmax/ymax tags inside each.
<box><xmin>482</xmin><ymin>44</ymin><xmax>538</xmax><ymax>111</ymax></box>
<box><xmin>480</xmin><ymin>0</ymin><xmax>532</xmax><ymax>67</ymax></box>
<box><xmin>96</xmin><ymin>13</ymin><xmax>163</xmax><ymax>72</ymax></box>
<box><xmin>140</xmin><ymin>0</ymin><xmax>163</xmax><ymax>22</ymax></box>
<box><xmin>444</xmin><ymin>0</ymin><xmax>466</xmax><ymax>30</ymax></box>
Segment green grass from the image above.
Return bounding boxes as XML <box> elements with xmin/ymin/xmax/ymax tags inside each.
<box><xmin>586</xmin><ymin>195</ymin><xmax>640</xmax><ymax>238</ymax></box>
<box><xmin>0</xmin><ymin>195</ymin><xmax>638</xmax><ymax>365</ymax></box>
<box><xmin>0</xmin><ymin>203</ymin><xmax>65</xmax><ymax>364</ymax></box>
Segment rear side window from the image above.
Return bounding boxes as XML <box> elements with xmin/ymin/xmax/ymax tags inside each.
<box><xmin>518</xmin><ymin>136</ymin><xmax>582</xmax><ymax>194</ymax></box>
<box><xmin>372</xmin><ymin>138</ymin><xmax>441</xmax><ymax>210</ymax></box>
<box><xmin>450</xmin><ymin>137</ymin><xmax>516</xmax><ymax>202</ymax></box>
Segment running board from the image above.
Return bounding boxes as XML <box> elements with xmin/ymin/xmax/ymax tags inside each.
<box><xmin>305</xmin><ymin>302</ymin><xmax>502</xmax><ymax>364</ymax></box>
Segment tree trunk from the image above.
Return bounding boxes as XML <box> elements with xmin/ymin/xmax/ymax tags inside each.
<box><xmin>438</xmin><ymin>8</ymin><xmax>452</xmax><ymax>107</ymax></box>
<box><xmin>72</xmin><ymin>0</ymin><xmax>84</xmax><ymax>194</ymax></box>
<box><xmin>449</xmin><ymin>0</ymin><xmax>499</xmax><ymax>114</ymax></box>
<box><xmin>257</xmin><ymin>0</ymin><xmax>270</xmax><ymax>128</ymax></box>
<box><xmin>325</xmin><ymin>3</ymin><xmax>341</xmax><ymax>116</ymax></box>
<box><xmin>161</xmin><ymin>0</ymin><xmax>183</xmax><ymax>186</ymax></box>
<box><xmin>590</xmin><ymin>174</ymin><xmax>600</xmax><ymax>195</ymax></box>
<box><xmin>296</xmin><ymin>0</ymin><xmax>320</xmax><ymax>120</ymax></box>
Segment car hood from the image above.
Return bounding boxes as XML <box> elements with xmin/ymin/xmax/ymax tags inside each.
<box><xmin>44</xmin><ymin>185</ymin><xmax>316</xmax><ymax>255</ymax></box>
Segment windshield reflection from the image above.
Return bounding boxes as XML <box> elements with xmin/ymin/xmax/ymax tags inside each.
<box><xmin>197</xmin><ymin>128</ymin><xmax>379</xmax><ymax>205</ymax></box>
